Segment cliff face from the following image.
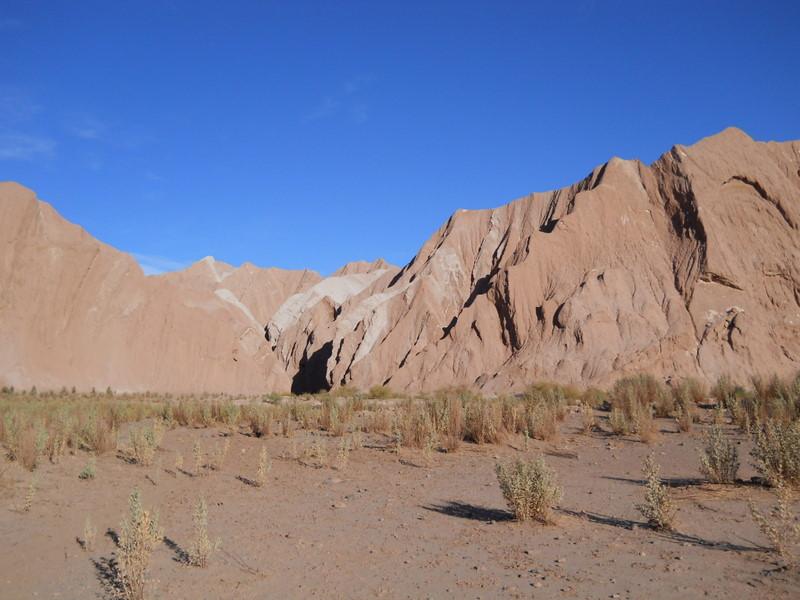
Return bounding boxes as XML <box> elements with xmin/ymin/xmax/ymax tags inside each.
<box><xmin>267</xmin><ymin>128</ymin><xmax>800</xmax><ymax>392</ymax></box>
<box><xmin>0</xmin><ymin>182</ymin><xmax>319</xmax><ymax>393</ymax></box>
<box><xmin>2</xmin><ymin>128</ymin><xmax>798</xmax><ymax>393</ymax></box>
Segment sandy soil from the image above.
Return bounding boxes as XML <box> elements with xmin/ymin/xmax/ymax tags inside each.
<box><xmin>1</xmin><ymin>409</ymin><xmax>798</xmax><ymax>599</ymax></box>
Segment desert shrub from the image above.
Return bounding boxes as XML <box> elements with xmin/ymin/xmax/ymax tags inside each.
<box><xmin>129</xmin><ymin>422</ymin><xmax>162</xmax><ymax>466</ymax></box>
<box><xmin>611</xmin><ymin>374</ymin><xmax>672</xmax><ymax>418</ymax></box>
<box><xmin>748</xmin><ymin>479</ymin><xmax>800</xmax><ymax>565</ymax></box>
<box><xmin>255</xmin><ymin>446</ymin><xmax>271</xmax><ymax>487</ymax></box>
<box><xmin>673</xmin><ymin>377</ymin><xmax>707</xmax><ymax>406</ymax></box>
<box><xmin>320</xmin><ymin>397</ymin><xmax>348</xmax><ymax>436</ymax></box>
<box><xmin>495</xmin><ymin>457</ymin><xmax>562</xmax><ymax>523</ymax></box>
<box><xmin>522</xmin><ymin>403</ymin><xmax>559</xmax><ymax>441</ymax></box>
<box><xmin>117</xmin><ymin>489</ymin><xmax>163</xmax><ymax>600</ymax></box>
<box><xmin>360</xmin><ymin>408</ymin><xmax>392</xmax><ymax>433</ymax></box>
<box><xmin>368</xmin><ymin>385</ymin><xmax>394</xmax><ymax>399</ymax></box>
<box><xmin>582</xmin><ymin>387</ymin><xmax>607</xmax><ymax>409</ymax></box>
<box><xmin>698</xmin><ymin>423</ymin><xmax>739</xmax><ymax>483</ymax></box>
<box><xmin>751</xmin><ymin>419</ymin><xmax>800</xmax><ymax>487</ymax></box>
<box><xmin>463</xmin><ymin>397</ymin><xmax>502</xmax><ymax>444</ymax></box>
<box><xmin>609</xmin><ymin>408</ymin><xmax>631</xmax><ymax>435</ymax></box>
<box><xmin>636</xmin><ymin>452</ymin><xmax>676</xmax><ymax>531</ymax></box>
<box><xmin>246</xmin><ymin>405</ymin><xmax>273</xmax><ymax>437</ymax></box>
<box><xmin>188</xmin><ymin>496</ymin><xmax>218</xmax><ymax>567</ymax></box>
<box><xmin>634</xmin><ymin>405</ymin><xmax>657</xmax><ymax>444</ymax></box>
<box><xmin>192</xmin><ymin>440</ymin><xmax>203</xmax><ymax>475</ymax></box>
<box><xmin>578</xmin><ymin>402</ymin><xmax>596</xmax><ymax>434</ymax></box>
<box><xmin>396</xmin><ymin>400</ymin><xmax>437</xmax><ymax>448</ymax></box>
<box><xmin>674</xmin><ymin>401</ymin><xmax>693</xmax><ymax>433</ymax></box>
<box><xmin>442</xmin><ymin>395</ymin><xmax>463</xmax><ymax>451</ymax></box>
<box><xmin>79</xmin><ymin>457</ymin><xmax>97</xmax><ymax>480</ymax></box>
<box><xmin>82</xmin><ymin>515</ymin><xmax>97</xmax><ymax>552</ymax></box>
<box><xmin>208</xmin><ymin>438</ymin><xmax>230</xmax><ymax>471</ymax></box>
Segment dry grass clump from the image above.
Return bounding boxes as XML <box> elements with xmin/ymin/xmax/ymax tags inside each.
<box><xmin>751</xmin><ymin>419</ymin><xmax>800</xmax><ymax>487</ymax></box>
<box><xmin>636</xmin><ymin>452</ymin><xmax>676</xmax><ymax>531</ymax></box>
<box><xmin>698</xmin><ymin>423</ymin><xmax>739</xmax><ymax>484</ymax></box>
<box><xmin>495</xmin><ymin>457</ymin><xmax>562</xmax><ymax>523</ymax></box>
<box><xmin>192</xmin><ymin>439</ymin><xmax>204</xmax><ymax>476</ymax></box>
<box><xmin>463</xmin><ymin>397</ymin><xmax>503</xmax><ymax>444</ymax></box>
<box><xmin>117</xmin><ymin>489</ymin><xmax>163</xmax><ymax>600</ymax></box>
<box><xmin>188</xmin><ymin>496</ymin><xmax>219</xmax><ymax>567</ymax></box>
<box><xmin>128</xmin><ymin>420</ymin><xmax>164</xmax><ymax>466</ymax></box>
<box><xmin>79</xmin><ymin>456</ymin><xmax>97</xmax><ymax>480</ymax></box>
<box><xmin>208</xmin><ymin>438</ymin><xmax>230</xmax><ymax>471</ymax></box>
<box><xmin>82</xmin><ymin>515</ymin><xmax>97</xmax><ymax>552</ymax></box>
<box><xmin>245</xmin><ymin>404</ymin><xmax>274</xmax><ymax>437</ymax></box>
<box><xmin>368</xmin><ymin>385</ymin><xmax>394</xmax><ymax>399</ymax></box>
<box><xmin>611</xmin><ymin>375</ymin><xmax>672</xmax><ymax>417</ymax></box>
<box><xmin>715</xmin><ymin>373</ymin><xmax>800</xmax><ymax>431</ymax></box>
<box><xmin>255</xmin><ymin>446</ymin><xmax>271</xmax><ymax>486</ymax></box>
<box><xmin>748</xmin><ymin>479</ymin><xmax>800</xmax><ymax>565</ymax></box>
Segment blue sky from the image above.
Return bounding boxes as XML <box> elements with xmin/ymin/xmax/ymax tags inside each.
<box><xmin>2</xmin><ymin>1</ymin><xmax>798</xmax><ymax>275</ymax></box>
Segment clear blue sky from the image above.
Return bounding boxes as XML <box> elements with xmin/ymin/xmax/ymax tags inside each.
<box><xmin>2</xmin><ymin>1</ymin><xmax>798</xmax><ymax>275</ymax></box>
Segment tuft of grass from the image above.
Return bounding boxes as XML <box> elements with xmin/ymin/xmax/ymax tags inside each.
<box><xmin>117</xmin><ymin>489</ymin><xmax>163</xmax><ymax>600</ymax></box>
<box><xmin>748</xmin><ymin>479</ymin><xmax>800</xmax><ymax>565</ymax></box>
<box><xmin>255</xmin><ymin>446</ymin><xmax>271</xmax><ymax>487</ymax></box>
<box><xmin>188</xmin><ymin>496</ymin><xmax>219</xmax><ymax>567</ymax></box>
<box><xmin>22</xmin><ymin>475</ymin><xmax>37</xmax><ymax>512</ymax></box>
<box><xmin>495</xmin><ymin>457</ymin><xmax>562</xmax><ymax>523</ymax></box>
<box><xmin>368</xmin><ymin>385</ymin><xmax>394</xmax><ymax>399</ymax></box>
<box><xmin>464</xmin><ymin>398</ymin><xmax>503</xmax><ymax>444</ymax></box>
<box><xmin>82</xmin><ymin>515</ymin><xmax>97</xmax><ymax>552</ymax></box>
<box><xmin>698</xmin><ymin>423</ymin><xmax>739</xmax><ymax>484</ymax></box>
<box><xmin>79</xmin><ymin>457</ymin><xmax>97</xmax><ymax>480</ymax></box>
<box><xmin>636</xmin><ymin>452</ymin><xmax>676</xmax><ymax>531</ymax></box>
<box><xmin>192</xmin><ymin>439</ymin><xmax>203</xmax><ymax>476</ymax></box>
<box><xmin>209</xmin><ymin>438</ymin><xmax>230</xmax><ymax>471</ymax></box>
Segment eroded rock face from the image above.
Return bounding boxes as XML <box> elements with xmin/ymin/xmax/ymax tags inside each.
<box><xmin>267</xmin><ymin>128</ymin><xmax>800</xmax><ymax>392</ymax></box>
<box><xmin>1</xmin><ymin>128</ymin><xmax>798</xmax><ymax>393</ymax></box>
<box><xmin>0</xmin><ymin>182</ymin><xmax>320</xmax><ymax>393</ymax></box>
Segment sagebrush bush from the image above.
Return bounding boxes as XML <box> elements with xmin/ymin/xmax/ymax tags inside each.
<box><xmin>495</xmin><ymin>457</ymin><xmax>562</xmax><ymax>523</ymax></box>
<box><xmin>636</xmin><ymin>453</ymin><xmax>676</xmax><ymax>531</ymax></box>
<box><xmin>751</xmin><ymin>419</ymin><xmax>800</xmax><ymax>487</ymax></box>
<box><xmin>117</xmin><ymin>489</ymin><xmax>163</xmax><ymax>600</ymax></box>
<box><xmin>698</xmin><ymin>423</ymin><xmax>739</xmax><ymax>484</ymax></box>
<box><xmin>188</xmin><ymin>496</ymin><xmax>218</xmax><ymax>567</ymax></box>
<box><xmin>748</xmin><ymin>479</ymin><xmax>800</xmax><ymax>565</ymax></box>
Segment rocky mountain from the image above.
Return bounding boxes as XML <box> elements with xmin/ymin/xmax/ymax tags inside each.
<box><xmin>1</xmin><ymin>128</ymin><xmax>798</xmax><ymax>394</ymax></box>
<box><xmin>267</xmin><ymin>128</ymin><xmax>800</xmax><ymax>392</ymax></box>
<box><xmin>0</xmin><ymin>182</ymin><xmax>319</xmax><ymax>393</ymax></box>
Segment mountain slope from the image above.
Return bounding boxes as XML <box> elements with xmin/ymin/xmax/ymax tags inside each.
<box><xmin>0</xmin><ymin>182</ymin><xmax>319</xmax><ymax>393</ymax></box>
<box><xmin>267</xmin><ymin>128</ymin><xmax>800</xmax><ymax>392</ymax></box>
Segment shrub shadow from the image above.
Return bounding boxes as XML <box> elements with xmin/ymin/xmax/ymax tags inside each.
<box><xmin>422</xmin><ymin>501</ymin><xmax>513</xmax><ymax>522</ymax></box>
<box><xmin>559</xmin><ymin>508</ymin><xmax>764</xmax><ymax>552</ymax></box>
<box><xmin>163</xmin><ymin>536</ymin><xmax>190</xmax><ymax>564</ymax></box>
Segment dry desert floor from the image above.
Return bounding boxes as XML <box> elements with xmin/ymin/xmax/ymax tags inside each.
<box><xmin>1</xmin><ymin>398</ymin><xmax>799</xmax><ymax>599</ymax></box>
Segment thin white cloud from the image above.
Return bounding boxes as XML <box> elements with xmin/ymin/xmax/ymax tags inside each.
<box><xmin>130</xmin><ymin>252</ymin><xmax>189</xmax><ymax>276</ymax></box>
<box><xmin>66</xmin><ymin>115</ymin><xmax>106</xmax><ymax>140</ymax></box>
<box><xmin>0</xmin><ymin>86</ymin><xmax>41</xmax><ymax>123</ymax></box>
<box><xmin>303</xmin><ymin>78</ymin><xmax>369</xmax><ymax>124</ymax></box>
<box><xmin>0</xmin><ymin>133</ymin><xmax>55</xmax><ymax>160</ymax></box>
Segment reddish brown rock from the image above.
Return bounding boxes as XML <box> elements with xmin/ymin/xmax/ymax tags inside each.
<box><xmin>269</xmin><ymin>128</ymin><xmax>800</xmax><ymax>392</ymax></box>
<box><xmin>2</xmin><ymin>128</ymin><xmax>798</xmax><ymax>393</ymax></box>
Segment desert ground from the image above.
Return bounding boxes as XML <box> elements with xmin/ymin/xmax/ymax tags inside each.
<box><xmin>1</xmin><ymin>382</ymin><xmax>799</xmax><ymax>600</ymax></box>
